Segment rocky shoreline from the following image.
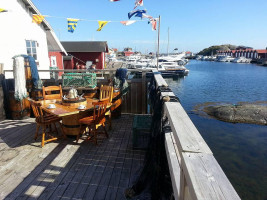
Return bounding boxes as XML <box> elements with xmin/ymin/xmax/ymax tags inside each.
<box><xmin>194</xmin><ymin>102</ymin><xmax>267</xmax><ymax>125</ymax></box>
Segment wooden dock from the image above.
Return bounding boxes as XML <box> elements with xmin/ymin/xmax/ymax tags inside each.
<box><xmin>0</xmin><ymin>115</ymin><xmax>145</xmax><ymax>199</ymax></box>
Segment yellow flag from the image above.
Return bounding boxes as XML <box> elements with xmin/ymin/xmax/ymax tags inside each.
<box><xmin>97</xmin><ymin>21</ymin><xmax>108</xmax><ymax>31</ymax></box>
<box><xmin>32</xmin><ymin>14</ymin><xmax>45</xmax><ymax>24</ymax></box>
<box><xmin>0</xmin><ymin>8</ymin><xmax>8</xmax><ymax>12</ymax></box>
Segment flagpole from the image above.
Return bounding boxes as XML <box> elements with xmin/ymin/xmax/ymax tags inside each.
<box><xmin>157</xmin><ymin>15</ymin><xmax>161</xmax><ymax>70</ymax></box>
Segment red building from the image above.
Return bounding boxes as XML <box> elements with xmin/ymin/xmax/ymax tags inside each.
<box><xmin>48</xmin><ymin>52</ymin><xmax>65</xmax><ymax>76</ymax></box>
<box><xmin>124</xmin><ymin>51</ymin><xmax>134</xmax><ymax>56</ymax></box>
<box><xmin>217</xmin><ymin>49</ymin><xmax>267</xmax><ymax>59</ymax></box>
<box><xmin>47</xmin><ymin>33</ymin><xmax>67</xmax><ymax>76</ymax></box>
<box><xmin>61</xmin><ymin>41</ymin><xmax>109</xmax><ymax>70</ymax></box>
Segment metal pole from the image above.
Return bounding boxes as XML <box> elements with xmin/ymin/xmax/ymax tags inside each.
<box><xmin>167</xmin><ymin>27</ymin><xmax>169</xmax><ymax>56</ymax></box>
<box><xmin>157</xmin><ymin>15</ymin><xmax>161</xmax><ymax>70</ymax></box>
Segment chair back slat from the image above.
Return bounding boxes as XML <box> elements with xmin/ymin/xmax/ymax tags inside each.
<box><xmin>93</xmin><ymin>100</ymin><xmax>108</xmax><ymax>124</ymax></box>
<box><xmin>28</xmin><ymin>99</ymin><xmax>43</xmax><ymax>118</ymax></box>
<box><xmin>100</xmin><ymin>85</ymin><xmax>113</xmax><ymax>102</ymax></box>
<box><xmin>43</xmin><ymin>85</ymin><xmax>63</xmax><ymax>100</ymax></box>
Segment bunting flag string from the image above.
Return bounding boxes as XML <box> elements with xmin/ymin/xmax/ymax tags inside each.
<box><xmin>23</xmin><ymin>5</ymin><xmax>157</xmax><ymax>32</ymax></box>
<box><xmin>97</xmin><ymin>21</ymin><xmax>109</xmax><ymax>31</ymax></box>
<box><xmin>67</xmin><ymin>18</ymin><xmax>79</xmax><ymax>33</ymax></box>
<box><xmin>0</xmin><ymin>8</ymin><xmax>8</xmax><ymax>13</ymax></box>
<box><xmin>32</xmin><ymin>14</ymin><xmax>45</xmax><ymax>24</ymax></box>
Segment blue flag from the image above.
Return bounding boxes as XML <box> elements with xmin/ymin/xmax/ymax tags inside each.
<box><xmin>67</xmin><ymin>18</ymin><xmax>79</xmax><ymax>33</ymax></box>
<box><xmin>128</xmin><ymin>9</ymin><xmax>146</xmax><ymax>19</ymax></box>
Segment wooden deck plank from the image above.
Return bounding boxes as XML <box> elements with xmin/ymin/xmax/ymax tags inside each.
<box><xmin>0</xmin><ymin>115</ymin><xmax>146</xmax><ymax>199</ymax></box>
<box><xmin>3</xmin><ymin>143</ymin><xmax>69</xmax><ymax>199</ymax></box>
<box><xmin>25</xmin><ymin>145</ymin><xmax>81</xmax><ymax>199</ymax></box>
<box><xmin>104</xmin><ymin>186</ymin><xmax>118</xmax><ymax>200</ymax></box>
<box><xmin>93</xmin><ymin>185</ymin><xmax>108</xmax><ymax>200</ymax></box>
<box><xmin>115</xmin><ymin>187</ymin><xmax>127</xmax><ymax>200</ymax></box>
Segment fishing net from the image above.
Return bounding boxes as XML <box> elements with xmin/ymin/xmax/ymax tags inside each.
<box><xmin>125</xmin><ymin>76</ymin><xmax>174</xmax><ymax>200</ymax></box>
<box><xmin>13</xmin><ymin>57</ymin><xmax>27</xmax><ymax>101</ymax></box>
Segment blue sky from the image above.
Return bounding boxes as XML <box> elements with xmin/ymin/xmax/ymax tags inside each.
<box><xmin>32</xmin><ymin>0</ymin><xmax>267</xmax><ymax>53</ymax></box>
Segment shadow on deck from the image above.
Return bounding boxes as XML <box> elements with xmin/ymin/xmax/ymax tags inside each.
<box><xmin>0</xmin><ymin>114</ymin><xmax>145</xmax><ymax>199</ymax></box>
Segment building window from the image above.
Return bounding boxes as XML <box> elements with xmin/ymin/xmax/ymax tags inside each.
<box><xmin>26</xmin><ymin>40</ymin><xmax>37</xmax><ymax>60</ymax></box>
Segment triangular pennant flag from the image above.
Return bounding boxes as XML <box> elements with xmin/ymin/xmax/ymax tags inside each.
<box><xmin>67</xmin><ymin>18</ymin><xmax>79</xmax><ymax>33</ymax></box>
<box><xmin>142</xmin><ymin>13</ymin><xmax>153</xmax><ymax>19</ymax></box>
<box><xmin>0</xmin><ymin>8</ymin><xmax>8</xmax><ymax>13</ymax></box>
<box><xmin>97</xmin><ymin>21</ymin><xmax>108</xmax><ymax>31</ymax></box>
<box><xmin>32</xmin><ymin>14</ymin><xmax>45</xmax><ymax>24</ymax></box>
<box><xmin>120</xmin><ymin>20</ymin><xmax>136</xmax><ymax>26</ymax></box>
<box><xmin>150</xmin><ymin>19</ymin><xmax>157</xmax><ymax>31</ymax></box>
<box><xmin>128</xmin><ymin>9</ymin><xmax>146</xmax><ymax>19</ymax></box>
<box><xmin>134</xmin><ymin>0</ymin><xmax>143</xmax><ymax>9</ymax></box>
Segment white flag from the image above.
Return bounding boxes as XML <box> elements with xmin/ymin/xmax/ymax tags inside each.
<box><xmin>120</xmin><ymin>20</ymin><xmax>137</xmax><ymax>26</ymax></box>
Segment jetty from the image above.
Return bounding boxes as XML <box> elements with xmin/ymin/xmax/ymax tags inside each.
<box><xmin>0</xmin><ymin>68</ymin><xmax>240</xmax><ymax>199</ymax></box>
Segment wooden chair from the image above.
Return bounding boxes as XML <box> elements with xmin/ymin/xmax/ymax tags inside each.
<box><xmin>29</xmin><ymin>99</ymin><xmax>65</xmax><ymax>147</ymax></box>
<box><xmin>42</xmin><ymin>85</ymin><xmax>63</xmax><ymax>101</ymax></box>
<box><xmin>99</xmin><ymin>85</ymin><xmax>113</xmax><ymax>130</ymax></box>
<box><xmin>78</xmin><ymin>100</ymin><xmax>109</xmax><ymax>144</ymax></box>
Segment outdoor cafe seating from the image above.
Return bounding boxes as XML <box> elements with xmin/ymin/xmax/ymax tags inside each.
<box><xmin>29</xmin><ymin>82</ymin><xmax>117</xmax><ymax>147</ymax></box>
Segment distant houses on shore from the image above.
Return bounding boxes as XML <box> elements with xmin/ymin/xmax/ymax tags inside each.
<box><xmin>217</xmin><ymin>46</ymin><xmax>267</xmax><ymax>59</ymax></box>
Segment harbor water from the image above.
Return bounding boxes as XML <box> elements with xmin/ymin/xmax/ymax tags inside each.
<box><xmin>166</xmin><ymin>60</ymin><xmax>267</xmax><ymax>200</ymax></box>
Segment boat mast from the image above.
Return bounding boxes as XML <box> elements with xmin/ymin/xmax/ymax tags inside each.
<box><xmin>157</xmin><ymin>15</ymin><xmax>161</xmax><ymax>70</ymax></box>
<box><xmin>167</xmin><ymin>27</ymin><xmax>169</xmax><ymax>56</ymax></box>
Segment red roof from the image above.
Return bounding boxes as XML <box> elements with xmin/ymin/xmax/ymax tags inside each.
<box><xmin>219</xmin><ymin>49</ymin><xmax>267</xmax><ymax>53</ymax></box>
<box><xmin>256</xmin><ymin>49</ymin><xmax>267</xmax><ymax>53</ymax></box>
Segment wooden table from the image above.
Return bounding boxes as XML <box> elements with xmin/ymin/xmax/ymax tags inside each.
<box><xmin>39</xmin><ymin>91</ymin><xmax>121</xmax><ymax>136</ymax></box>
<box><xmin>40</xmin><ymin>99</ymin><xmax>99</xmax><ymax>135</ymax></box>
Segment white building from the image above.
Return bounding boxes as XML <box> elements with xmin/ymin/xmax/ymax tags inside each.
<box><xmin>0</xmin><ymin>0</ymin><xmax>66</xmax><ymax>79</ymax></box>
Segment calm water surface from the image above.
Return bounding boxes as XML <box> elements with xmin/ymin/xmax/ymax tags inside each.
<box><xmin>166</xmin><ymin>60</ymin><xmax>267</xmax><ymax>200</ymax></box>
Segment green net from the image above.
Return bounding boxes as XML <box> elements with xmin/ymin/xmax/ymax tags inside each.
<box><xmin>62</xmin><ymin>73</ymin><xmax>97</xmax><ymax>88</ymax></box>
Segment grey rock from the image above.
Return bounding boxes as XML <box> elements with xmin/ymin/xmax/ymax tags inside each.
<box><xmin>203</xmin><ymin>104</ymin><xmax>267</xmax><ymax>125</ymax></box>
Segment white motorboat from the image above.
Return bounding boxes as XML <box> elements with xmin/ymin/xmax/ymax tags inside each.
<box><xmin>217</xmin><ymin>55</ymin><xmax>235</xmax><ymax>62</ymax></box>
<box><xmin>232</xmin><ymin>57</ymin><xmax>252</xmax><ymax>63</ymax></box>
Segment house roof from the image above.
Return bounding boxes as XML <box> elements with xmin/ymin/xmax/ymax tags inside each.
<box><xmin>256</xmin><ymin>49</ymin><xmax>267</xmax><ymax>53</ymax></box>
<box><xmin>22</xmin><ymin>0</ymin><xmax>67</xmax><ymax>55</ymax></box>
<box><xmin>61</xmin><ymin>41</ymin><xmax>109</xmax><ymax>53</ymax></box>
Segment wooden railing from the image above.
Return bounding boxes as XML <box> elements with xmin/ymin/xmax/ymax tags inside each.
<box><xmin>152</xmin><ymin>70</ymin><xmax>241</xmax><ymax>200</ymax></box>
<box><xmin>3</xmin><ymin>69</ymin><xmax>150</xmax><ymax>114</ymax></box>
